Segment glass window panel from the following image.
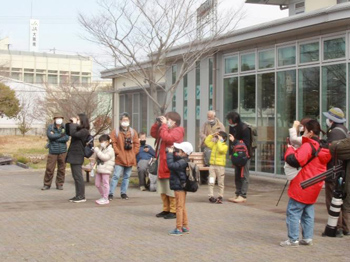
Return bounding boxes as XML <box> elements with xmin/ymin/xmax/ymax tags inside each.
<box><xmin>324</xmin><ymin>37</ymin><xmax>345</xmax><ymax>60</ymax></box>
<box><xmin>119</xmin><ymin>94</ymin><xmax>125</xmax><ymax>113</ymax></box>
<box><xmin>240</xmin><ymin>75</ymin><xmax>256</xmax><ymax>171</ymax></box>
<box><xmin>278</xmin><ymin>46</ymin><xmax>296</xmax><ymax>66</ymax></box>
<box><xmin>276</xmin><ymin>70</ymin><xmax>296</xmax><ymax>175</ymax></box>
<box><xmin>257</xmin><ymin>73</ymin><xmax>275</xmax><ymax>173</ymax></box>
<box><xmin>259</xmin><ymin>50</ymin><xmax>275</xmax><ymax>69</ymax></box>
<box><xmin>24</xmin><ymin>73</ymin><xmax>34</xmax><ymax>83</ymax></box>
<box><xmin>322</xmin><ymin>64</ymin><xmax>346</xmax><ymax>131</ymax></box>
<box><xmin>36</xmin><ymin>74</ymin><xmax>45</xmax><ymax>83</ymax></box>
<box><xmin>298</xmin><ymin>67</ymin><xmax>320</xmax><ymax>120</ymax></box>
<box><xmin>241</xmin><ymin>53</ymin><xmax>255</xmax><ymax>71</ymax></box>
<box><xmin>48</xmin><ymin>74</ymin><xmax>57</xmax><ymax>84</ymax></box>
<box><xmin>223</xmin><ymin>77</ymin><xmax>238</xmax><ymax>119</ymax></box>
<box><xmin>224</xmin><ymin>56</ymin><xmax>238</xmax><ymax>74</ymax></box>
<box><xmin>60</xmin><ymin>75</ymin><xmax>69</xmax><ymax>85</ymax></box>
<box><xmin>11</xmin><ymin>72</ymin><xmax>21</xmax><ymax>80</ymax></box>
<box><xmin>195</xmin><ymin>61</ymin><xmax>200</xmax><ymax>149</ymax></box>
<box><xmin>132</xmin><ymin>93</ymin><xmax>140</xmax><ymax>131</ymax></box>
<box><xmin>209</xmin><ymin>58</ymin><xmax>213</xmax><ymax>110</ymax></box>
<box><xmin>300</xmin><ymin>42</ymin><xmax>319</xmax><ymax>63</ymax></box>
<box><xmin>71</xmin><ymin>76</ymin><xmax>80</xmax><ymax>84</ymax></box>
<box><xmin>183</xmin><ymin>74</ymin><xmax>188</xmax><ymax>140</ymax></box>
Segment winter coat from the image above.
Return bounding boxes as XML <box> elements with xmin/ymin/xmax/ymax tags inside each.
<box><xmin>329</xmin><ymin>138</ymin><xmax>350</xmax><ymax>211</ymax></box>
<box><xmin>326</xmin><ymin>123</ymin><xmax>349</xmax><ymax>172</ymax></box>
<box><xmin>110</xmin><ymin>127</ymin><xmax>140</xmax><ymax>167</ymax></box>
<box><xmin>47</xmin><ymin>123</ymin><xmax>69</xmax><ymax>155</ymax></box>
<box><xmin>65</xmin><ymin>123</ymin><xmax>90</xmax><ymax>165</ymax></box>
<box><xmin>200</xmin><ymin>118</ymin><xmax>225</xmax><ymax>147</ymax></box>
<box><xmin>150</xmin><ymin>123</ymin><xmax>184</xmax><ymax>179</ymax></box>
<box><xmin>285</xmin><ymin>136</ymin><xmax>331</xmax><ymax>204</ymax></box>
<box><xmin>94</xmin><ymin>144</ymin><xmax>115</xmax><ymax>175</ymax></box>
<box><xmin>229</xmin><ymin>122</ymin><xmax>251</xmax><ymax>156</ymax></box>
<box><xmin>166</xmin><ymin>152</ymin><xmax>189</xmax><ymax>191</ymax></box>
<box><xmin>136</xmin><ymin>145</ymin><xmax>155</xmax><ymax>163</ymax></box>
<box><xmin>204</xmin><ymin>134</ymin><xmax>228</xmax><ymax>166</ymax></box>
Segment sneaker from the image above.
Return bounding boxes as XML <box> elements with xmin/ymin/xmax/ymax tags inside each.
<box><xmin>279</xmin><ymin>239</ymin><xmax>299</xmax><ymax>247</ymax></box>
<box><xmin>299</xmin><ymin>239</ymin><xmax>313</xmax><ymax>246</ymax></box>
<box><xmin>169</xmin><ymin>228</ymin><xmax>183</xmax><ymax>236</ymax></box>
<box><xmin>72</xmin><ymin>196</ymin><xmax>86</xmax><ymax>203</ymax></box>
<box><xmin>156</xmin><ymin>211</ymin><xmax>170</xmax><ymax>218</ymax></box>
<box><xmin>41</xmin><ymin>185</ymin><xmax>50</xmax><ymax>190</ymax></box>
<box><xmin>56</xmin><ymin>185</ymin><xmax>63</xmax><ymax>190</ymax></box>
<box><xmin>336</xmin><ymin>229</ymin><xmax>344</xmax><ymax>238</ymax></box>
<box><xmin>216</xmin><ymin>196</ymin><xmax>223</xmax><ymax>204</ymax></box>
<box><xmin>96</xmin><ymin>198</ymin><xmax>109</xmax><ymax>205</ymax></box>
<box><xmin>95</xmin><ymin>197</ymin><xmax>104</xmax><ymax>204</ymax></box>
<box><xmin>69</xmin><ymin>196</ymin><xmax>77</xmax><ymax>202</ymax></box>
<box><xmin>121</xmin><ymin>194</ymin><xmax>129</xmax><ymax>200</ymax></box>
<box><xmin>140</xmin><ymin>186</ymin><xmax>146</xmax><ymax>191</ymax></box>
<box><xmin>209</xmin><ymin>196</ymin><xmax>217</xmax><ymax>203</ymax></box>
<box><xmin>164</xmin><ymin>212</ymin><xmax>176</xmax><ymax>219</ymax></box>
<box><xmin>228</xmin><ymin>195</ymin><xmax>238</xmax><ymax>202</ymax></box>
<box><xmin>233</xmin><ymin>196</ymin><xmax>247</xmax><ymax>203</ymax></box>
<box><xmin>182</xmin><ymin>227</ymin><xmax>190</xmax><ymax>234</ymax></box>
<box><xmin>344</xmin><ymin>231</ymin><xmax>350</xmax><ymax>236</ymax></box>
<box><xmin>108</xmin><ymin>194</ymin><xmax>113</xmax><ymax>201</ymax></box>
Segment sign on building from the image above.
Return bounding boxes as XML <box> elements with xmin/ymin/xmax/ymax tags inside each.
<box><xmin>29</xmin><ymin>19</ymin><xmax>39</xmax><ymax>52</ymax></box>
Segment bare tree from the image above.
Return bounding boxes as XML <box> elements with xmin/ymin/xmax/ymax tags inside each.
<box><xmin>17</xmin><ymin>99</ymin><xmax>34</xmax><ymax>136</ymax></box>
<box><xmin>79</xmin><ymin>0</ymin><xmax>244</xmax><ymax>116</ymax></box>
<box><xmin>39</xmin><ymin>82</ymin><xmax>113</xmax><ymax>135</ymax></box>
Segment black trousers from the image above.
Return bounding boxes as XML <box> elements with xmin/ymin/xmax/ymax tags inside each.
<box><xmin>71</xmin><ymin>164</ymin><xmax>85</xmax><ymax>198</ymax></box>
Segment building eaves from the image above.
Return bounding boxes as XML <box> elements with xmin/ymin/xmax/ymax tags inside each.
<box><xmin>0</xmin><ymin>50</ymin><xmax>92</xmax><ymax>61</ymax></box>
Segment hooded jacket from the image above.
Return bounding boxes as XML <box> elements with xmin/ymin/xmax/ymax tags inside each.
<box><xmin>150</xmin><ymin>123</ymin><xmax>184</xmax><ymax>179</ymax></box>
<box><xmin>285</xmin><ymin>136</ymin><xmax>331</xmax><ymax>204</ymax></box>
<box><xmin>47</xmin><ymin>123</ymin><xmax>69</xmax><ymax>155</ymax></box>
<box><xmin>204</xmin><ymin>134</ymin><xmax>228</xmax><ymax>167</ymax></box>
<box><xmin>94</xmin><ymin>144</ymin><xmax>115</xmax><ymax>175</ymax></box>
<box><xmin>166</xmin><ymin>152</ymin><xmax>189</xmax><ymax>191</ymax></box>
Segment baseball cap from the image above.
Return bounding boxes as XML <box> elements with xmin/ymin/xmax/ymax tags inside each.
<box><xmin>173</xmin><ymin>142</ymin><xmax>193</xmax><ymax>155</ymax></box>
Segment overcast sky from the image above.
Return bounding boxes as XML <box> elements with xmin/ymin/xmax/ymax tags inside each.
<box><xmin>0</xmin><ymin>0</ymin><xmax>288</xmax><ymax>78</ymax></box>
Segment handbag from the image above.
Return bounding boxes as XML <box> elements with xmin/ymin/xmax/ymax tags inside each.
<box><xmin>284</xmin><ymin>163</ymin><xmax>300</xmax><ymax>181</ymax></box>
<box><xmin>148</xmin><ymin>158</ymin><xmax>158</xmax><ymax>175</ymax></box>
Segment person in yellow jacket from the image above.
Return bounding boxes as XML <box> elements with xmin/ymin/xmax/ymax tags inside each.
<box><xmin>205</xmin><ymin>131</ymin><xmax>228</xmax><ymax>204</ymax></box>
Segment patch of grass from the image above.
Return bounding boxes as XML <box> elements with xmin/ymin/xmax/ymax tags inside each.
<box><xmin>16</xmin><ymin>156</ymin><xmax>29</xmax><ymax>164</ymax></box>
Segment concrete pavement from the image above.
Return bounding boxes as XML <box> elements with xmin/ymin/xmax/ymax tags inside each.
<box><xmin>0</xmin><ymin>168</ymin><xmax>349</xmax><ymax>262</ymax></box>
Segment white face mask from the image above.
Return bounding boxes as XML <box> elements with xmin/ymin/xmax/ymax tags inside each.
<box><xmin>77</xmin><ymin>120</ymin><xmax>81</xmax><ymax>125</ymax></box>
<box><xmin>55</xmin><ymin>118</ymin><xmax>63</xmax><ymax>125</ymax></box>
<box><xmin>167</xmin><ymin>120</ymin><xmax>173</xmax><ymax>128</ymax></box>
<box><xmin>121</xmin><ymin>121</ymin><xmax>130</xmax><ymax>128</ymax></box>
<box><xmin>299</xmin><ymin>126</ymin><xmax>304</xmax><ymax>133</ymax></box>
<box><xmin>208</xmin><ymin>119</ymin><xmax>215</xmax><ymax>124</ymax></box>
<box><xmin>101</xmin><ymin>142</ymin><xmax>107</xmax><ymax>149</ymax></box>
<box><xmin>326</xmin><ymin>119</ymin><xmax>332</xmax><ymax>128</ymax></box>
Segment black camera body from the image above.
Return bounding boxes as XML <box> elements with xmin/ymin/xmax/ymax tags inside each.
<box><xmin>124</xmin><ymin>137</ymin><xmax>133</xmax><ymax>150</ymax></box>
<box><xmin>156</xmin><ymin>117</ymin><xmax>161</xmax><ymax>122</ymax></box>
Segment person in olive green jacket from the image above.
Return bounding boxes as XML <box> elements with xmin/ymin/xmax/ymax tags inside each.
<box><xmin>205</xmin><ymin>131</ymin><xmax>228</xmax><ymax>204</ymax></box>
<box><xmin>42</xmin><ymin>113</ymin><xmax>70</xmax><ymax>190</ymax></box>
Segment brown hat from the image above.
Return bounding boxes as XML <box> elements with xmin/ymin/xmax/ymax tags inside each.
<box><xmin>53</xmin><ymin>113</ymin><xmax>64</xmax><ymax>119</ymax></box>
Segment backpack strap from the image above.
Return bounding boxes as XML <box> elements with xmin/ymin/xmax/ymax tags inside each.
<box><xmin>333</xmin><ymin>127</ymin><xmax>349</xmax><ymax>138</ymax></box>
<box><xmin>115</xmin><ymin>127</ymin><xmax>134</xmax><ymax>138</ymax></box>
<box><xmin>303</xmin><ymin>142</ymin><xmax>321</xmax><ymax>167</ymax></box>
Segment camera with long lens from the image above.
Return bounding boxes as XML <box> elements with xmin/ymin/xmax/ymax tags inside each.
<box><xmin>124</xmin><ymin>137</ymin><xmax>133</xmax><ymax>150</ymax></box>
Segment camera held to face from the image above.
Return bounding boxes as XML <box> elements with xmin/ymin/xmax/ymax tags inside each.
<box><xmin>124</xmin><ymin>137</ymin><xmax>133</xmax><ymax>150</ymax></box>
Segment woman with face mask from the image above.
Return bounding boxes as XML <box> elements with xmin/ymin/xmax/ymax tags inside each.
<box><xmin>65</xmin><ymin>113</ymin><xmax>91</xmax><ymax>203</ymax></box>
<box><xmin>41</xmin><ymin>113</ymin><xmax>69</xmax><ymax>191</ymax></box>
<box><xmin>150</xmin><ymin>111</ymin><xmax>184</xmax><ymax>219</ymax></box>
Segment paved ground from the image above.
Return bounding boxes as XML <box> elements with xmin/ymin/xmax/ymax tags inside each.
<box><xmin>0</xmin><ymin>167</ymin><xmax>349</xmax><ymax>262</ymax></box>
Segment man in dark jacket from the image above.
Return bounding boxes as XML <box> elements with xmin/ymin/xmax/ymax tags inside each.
<box><xmin>42</xmin><ymin>113</ymin><xmax>70</xmax><ymax>190</ymax></box>
<box><xmin>136</xmin><ymin>132</ymin><xmax>155</xmax><ymax>191</ymax></box>
<box><xmin>226</xmin><ymin>111</ymin><xmax>252</xmax><ymax>203</ymax></box>
<box><xmin>323</xmin><ymin>107</ymin><xmax>350</xmax><ymax>237</ymax></box>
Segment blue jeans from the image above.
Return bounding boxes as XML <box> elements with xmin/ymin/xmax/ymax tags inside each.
<box><xmin>286</xmin><ymin>198</ymin><xmax>314</xmax><ymax>241</ymax></box>
<box><xmin>109</xmin><ymin>165</ymin><xmax>132</xmax><ymax>196</ymax></box>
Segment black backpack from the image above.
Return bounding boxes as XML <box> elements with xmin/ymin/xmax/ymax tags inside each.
<box><xmin>184</xmin><ymin>162</ymin><xmax>200</xmax><ymax>193</ymax></box>
<box><xmin>83</xmin><ymin>135</ymin><xmax>94</xmax><ymax>158</ymax></box>
<box><xmin>231</xmin><ymin>140</ymin><xmax>250</xmax><ymax>167</ymax></box>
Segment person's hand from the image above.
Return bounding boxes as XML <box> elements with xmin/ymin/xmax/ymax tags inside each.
<box><xmin>143</xmin><ymin>147</ymin><xmax>149</xmax><ymax>152</ymax></box>
<box><xmin>293</xmin><ymin>120</ymin><xmax>300</xmax><ymax>129</ymax></box>
<box><xmin>159</xmin><ymin>116</ymin><xmax>167</xmax><ymax>124</ymax></box>
<box><xmin>229</xmin><ymin>134</ymin><xmax>235</xmax><ymax>142</ymax></box>
<box><xmin>70</xmin><ymin>117</ymin><xmax>77</xmax><ymax>124</ymax></box>
<box><xmin>167</xmin><ymin>146</ymin><xmax>174</xmax><ymax>153</ymax></box>
<box><xmin>217</xmin><ymin>135</ymin><xmax>223</xmax><ymax>141</ymax></box>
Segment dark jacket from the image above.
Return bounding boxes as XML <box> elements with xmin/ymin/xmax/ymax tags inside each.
<box><xmin>47</xmin><ymin>123</ymin><xmax>69</xmax><ymax>155</ymax></box>
<box><xmin>136</xmin><ymin>145</ymin><xmax>155</xmax><ymax>163</ymax></box>
<box><xmin>65</xmin><ymin>123</ymin><xmax>90</xmax><ymax>165</ymax></box>
<box><xmin>166</xmin><ymin>152</ymin><xmax>189</xmax><ymax>191</ymax></box>
<box><xmin>229</xmin><ymin>122</ymin><xmax>251</xmax><ymax>156</ymax></box>
<box><xmin>285</xmin><ymin>136</ymin><xmax>331</xmax><ymax>204</ymax></box>
<box><xmin>326</xmin><ymin>123</ymin><xmax>349</xmax><ymax>172</ymax></box>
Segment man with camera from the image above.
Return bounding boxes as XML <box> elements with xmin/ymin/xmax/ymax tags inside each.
<box><xmin>109</xmin><ymin>112</ymin><xmax>140</xmax><ymax>200</ymax></box>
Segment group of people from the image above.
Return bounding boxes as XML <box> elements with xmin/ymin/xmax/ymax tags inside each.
<box><xmin>281</xmin><ymin>107</ymin><xmax>350</xmax><ymax>247</ymax></box>
<box><xmin>40</xmin><ymin>107</ymin><xmax>350</xmax><ymax>241</ymax></box>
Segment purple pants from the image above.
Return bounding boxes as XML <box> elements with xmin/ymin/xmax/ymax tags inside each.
<box><xmin>95</xmin><ymin>173</ymin><xmax>110</xmax><ymax>199</ymax></box>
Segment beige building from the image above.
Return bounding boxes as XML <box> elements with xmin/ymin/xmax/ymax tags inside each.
<box><xmin>0</xmin><ymin>37</ymin><xmax>92</xmax><ymax>86</ymax></box>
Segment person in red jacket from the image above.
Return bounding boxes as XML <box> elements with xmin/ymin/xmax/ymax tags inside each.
<box><xmin>150</xmin><ymin>112</ymin><xmax>184</xmax><ymax>219</ymax></box>
<box><xmin>280</xmin><ymin>120</ymin><xmax>331</xmax><ymax>247</ymax></box>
